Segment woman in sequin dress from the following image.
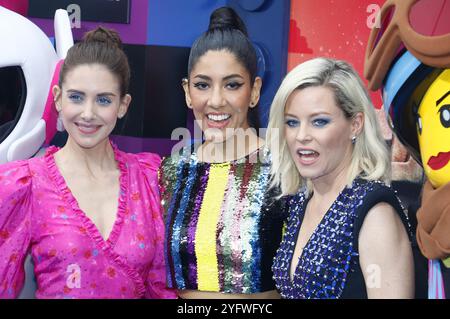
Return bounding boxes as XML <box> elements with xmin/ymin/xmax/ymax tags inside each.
<box><xmin>159</xmin><ymin>7</ymin><xmax>286</xmax><ymax>299</ymax></box>
<box><xmin>268</xmin><ymin>58</ymin><xmax>414</xmax><ymax>298</ymax></box>
<box><xmin>0</xmin><ymin>27</ymin><xmax>176</xmax><ymax>298</ymax></box>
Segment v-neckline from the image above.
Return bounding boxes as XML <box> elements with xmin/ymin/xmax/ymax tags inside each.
<box><xmin>45</xmin><ymin>142</ymin><xmax>129</xmax><ymax>248</ymax></box>
<box><xmin>288</xmin><ymin>184</ymin><xmax>352</xmax><ymax>283</ymax></box>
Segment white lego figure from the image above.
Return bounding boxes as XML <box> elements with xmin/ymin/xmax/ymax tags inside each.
<box><xmin>0</xmin><ymin>6</ymin><xmax>73</xmax><ymax>164</ymax></box>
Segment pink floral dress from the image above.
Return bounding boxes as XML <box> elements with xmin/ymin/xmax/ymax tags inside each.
<box><xmin>0</xmin><ymin>143</ymin><xmax>176</xmax><ymax>299</ymax></box>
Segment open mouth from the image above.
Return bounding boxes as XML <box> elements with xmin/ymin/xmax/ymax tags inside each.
<box><xmin>205</xmin><ymin>113</ymin><xmax>231</xmax><ymax>129</ymax></box>
<box><xmin>427</xmin><ymin>151</ymin><xmax>450</xmax><ymax>171</ymax></box>
<box><xmin>296</xmin><ymin>149</ymin><xmax>320</xmax><ymax>165</ymax></box>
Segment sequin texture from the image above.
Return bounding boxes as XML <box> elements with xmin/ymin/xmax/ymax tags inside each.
<box><xmin>272</xmin><ymin>178</ymin><xmax>410</xmax><ymax>299</ymax></box>
<box><xmin>160</xmin><ymin>146</ymin><xmax>286</xmax><ymax>294</ymax></box>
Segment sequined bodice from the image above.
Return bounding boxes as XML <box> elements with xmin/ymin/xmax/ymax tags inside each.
<box><xmin>272</xmin><ymin>179</ymin><xmax>394</xmax><ymax>299</ymax></box>
<box><xmin>160</xmin><ymin>146</ymin><xmax>286</xmax><ymax>294</ymax></box>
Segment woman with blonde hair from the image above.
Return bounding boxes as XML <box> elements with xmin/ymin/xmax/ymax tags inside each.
<box><xmin>268</xmin><ymin>57</ymin><xmax>414</xmax><ymax>298</ymax></box>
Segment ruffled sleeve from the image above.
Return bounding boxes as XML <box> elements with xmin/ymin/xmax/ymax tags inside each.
<box><xmin>0</xmin><ymin>160</ymin><xmax>33</xmax><ymax>298</ymax></box>
<box><xmin>136</xmin><ymin>153</ymin><xmax>177</xmax><ymax>299</ymax></box>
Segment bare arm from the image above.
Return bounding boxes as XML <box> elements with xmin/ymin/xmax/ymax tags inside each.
<box><xmin>358</xmin><ymin>202</ymin><xmax>414</xmax><ymax>299</ymax></box>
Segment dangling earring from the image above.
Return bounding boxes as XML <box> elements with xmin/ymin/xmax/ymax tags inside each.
<box><xmin>351</xmin><ymin>136</ymin><xmax>357</xmax><ymax>145</ymax></box>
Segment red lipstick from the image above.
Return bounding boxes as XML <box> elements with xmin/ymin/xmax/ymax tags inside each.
<box><xmin>427</xmin><ymin>152</ymin><xmax>450</xmax><ymax>171</ymax></box>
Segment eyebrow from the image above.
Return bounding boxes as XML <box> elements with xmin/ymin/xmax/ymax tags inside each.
<box><xmin>437</xmin><ymin>91</ymin><xmax>450</xmax><ymax>106</ymax></box>
<box><xmin>284</xmin><ymin>113</ymin><xmax>298</xmax><ymax>118</ymax></box>
<box><xmin>284</xmin><ymin>111</ymin><xmax>332</xmax><ymax>118</ymax></box>
<box><xmin>66</xmin><ymin>89</ymin><xmax>84</xmax><ymax>95</ymax></box>
<box><xmin>192</xmin><ymin>74</ymin><xmax>245</xmax><ymax>81</ymax></box>
<box><xmin>66</xmin><ymin>89</ymin><xmax>116</xmax><ymax>96</ymax></box>
<box><xmin>223</xmin><ymin>74</ymin><xmax>244</xmax><ymax>81</ymax></box>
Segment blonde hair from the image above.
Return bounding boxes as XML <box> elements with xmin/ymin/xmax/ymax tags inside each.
<box><xmin>267</xmin><ymin>58</ymin><xmax>390</xmax><ymax>196</ymax></box>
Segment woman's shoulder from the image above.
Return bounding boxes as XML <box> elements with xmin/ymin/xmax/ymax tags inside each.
<box><xmin>0</xmin><ymin>159</ymin><xmax>34</xmax><ymax>197</ymax></box>
<box><xmin>0</xmin><ymin>158</ymin><xmax>32</xmax><ymax>178</ymax></box>
<box><xmin>352</xmin><ymin>178</ymin><xmax>411</xmax><ymax>239</ymax></box>
<box><xmin>354</xmin><ymin>179</ymin><xmax>403</xmax><ymax>211</ymax></box>
<box><xmin>161</xmin><ymin>143</ymin><xmax>200</xmax><ymax>167</ymax></box>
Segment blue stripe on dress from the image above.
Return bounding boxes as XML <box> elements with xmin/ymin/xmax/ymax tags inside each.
<box><xmin>171</xmin><ymin>156</ymin><xmax>199</xmax><ymax>289</ymax></box>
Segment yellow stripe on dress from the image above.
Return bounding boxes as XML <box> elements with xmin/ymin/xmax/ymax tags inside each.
<box><xmin>195</xmin><ymin>163</ymin><xmax>230</xmax><ymax>291</ymax></box>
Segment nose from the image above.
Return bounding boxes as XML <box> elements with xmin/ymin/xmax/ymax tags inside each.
<box><xmin>80</xmin><ymin>100</ymin><xmax>95</xmax><ymax>121</ymax></box>
<box><xmin>295</xmin><ymin>123</ymin><xmax>312</xmax><ymax>143</ymax></box>
<box><xmin>207</xmin><ymin>86</ymin><xmax>225</xmax><ymax>109</ymax></box>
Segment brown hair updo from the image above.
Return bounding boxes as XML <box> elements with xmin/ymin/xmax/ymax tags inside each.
<box><xmin>59</xmin><ymin>26</ymin><xmax>130</xmax><ymax>97</ymax></box>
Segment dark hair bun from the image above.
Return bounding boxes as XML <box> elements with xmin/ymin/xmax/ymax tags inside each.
<box><xmin>83</xmin><ymin>26</ymin><xmax>123</xmax><ymax>48</ymax></box>
<box><xmin>208</xmin><ymin>7</ymin><xmax>248</xmax><ymax>36</ymax></box>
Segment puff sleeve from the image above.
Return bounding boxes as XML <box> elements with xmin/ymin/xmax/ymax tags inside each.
<box><xmin>136</xmin><ymin>153</ymin><xmax>177</xmax><ymax>299</ymax></box>
<box><xmin>0</xmin><ymin>160</ymin><xmax>33</xmax><ymax>298</ymax></box>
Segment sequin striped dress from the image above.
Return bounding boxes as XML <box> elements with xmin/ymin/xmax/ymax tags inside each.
<box><xmin>159</xmin><ymin>146</ymin><xmax>286</xmax><ymax>294</ymax></box>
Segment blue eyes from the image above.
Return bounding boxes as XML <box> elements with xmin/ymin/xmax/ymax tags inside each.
<box><xmin>67</xmin><ymin>94</ymin><xmax>112</xmax><ymax>106</ymax></box>
<box><xmin>416</xmin><ymin>104</ymin><xmax>450</xmax><ymax>134</ymax></box>
<box><xmin>284</xmin><ymin>118</ymin><xmax>330</xmax><ymax>128</ymax></box>
<box><xmin>312</xmin><ymin>118</ymin><xmax>330</xmax><ymax>127</ymax></box>
<box><xmin>68</xmin><ymin>93</ymin><xmax>83</xmax><ymax>103</ymax></box>
<box><xmin>97</xmin><ymin>96</ymin><xmax>112</xmax><ymax>105</ymax></box>
<box><xmin>285</xmin><ymin>119</ymin><xmax>300</xmax><ymax>128</ymax></box>
<box><xmin>439</xmin><ymin>104</ymin><xmax>450</xmax><ymax>128</ymax></box>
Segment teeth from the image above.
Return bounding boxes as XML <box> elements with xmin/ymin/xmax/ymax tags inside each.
<box><xmin>298</xmin><ymin>150</ymin><xmax>317</xmax><ymax>155</ymax></box>
<box><xmin>207</xmin><ymin>114</ymin><xmax>231</xmax><ymax>121</ymax></box>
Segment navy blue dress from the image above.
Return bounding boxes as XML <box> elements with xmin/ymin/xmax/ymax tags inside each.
<box><xmin>272</xmin><ymin>178</ymin><xmax>412</xmax><ymax>299</ymax></box>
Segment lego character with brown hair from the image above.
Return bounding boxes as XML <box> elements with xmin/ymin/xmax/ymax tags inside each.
<box><xmin>364</xmin><ymin>0</ymin><xmax>450</xmax><ymax>299</ymax></box>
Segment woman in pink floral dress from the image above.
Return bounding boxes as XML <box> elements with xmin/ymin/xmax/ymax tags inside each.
<box><xmin>0</xmin><ymin>27</ymin><xmax>176</xmax><ymax>299</ymax></box>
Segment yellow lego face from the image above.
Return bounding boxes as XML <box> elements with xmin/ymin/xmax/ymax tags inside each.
<box><xmin>417</xmin><ymin>69</ymin><xmax>450</xmax><ymax>188</ymax></box>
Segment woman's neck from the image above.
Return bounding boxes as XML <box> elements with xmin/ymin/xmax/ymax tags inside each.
<box><xmin>309</xmin><ymin>161</ymin><xmax>352</xmax><ymax>208</ymax></box>
<box><xmin>199</xmin><ymin>129</ymin><xmax>264</xmax><ymax>163</ymax></box>
<box><xmin>55</xmin><ymin>137</ymin><xmax>117</xmax><ymax>177</ymax></box>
